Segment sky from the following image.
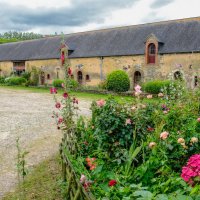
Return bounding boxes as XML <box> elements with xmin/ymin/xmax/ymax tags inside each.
<box><xmin>0</xmin><ymin>0</ymin><xmax>199</xmax><ymax>34</ymax></box>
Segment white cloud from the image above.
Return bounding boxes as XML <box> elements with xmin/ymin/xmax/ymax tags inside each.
<box><xmin>0</xmin><ymin>0</ymin><xmax>200</xmax><ymax>34</ymax></box>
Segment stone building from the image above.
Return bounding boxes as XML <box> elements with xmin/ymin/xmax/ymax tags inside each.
<box><xmin>0</xmin><ymin>16</ymin><xmax>200</xmax><ymax>89</ymax></box>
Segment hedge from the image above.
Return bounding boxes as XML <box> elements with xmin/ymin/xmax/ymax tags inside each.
<box><xmin>142</xmin><ymin>80</ymin><xmax>171</xmax><ymax>94</ymax></box>
<box><xmin>107</xmin><ymin>70</ymin><xmax>130</xmax><ymax>92</ymax></box>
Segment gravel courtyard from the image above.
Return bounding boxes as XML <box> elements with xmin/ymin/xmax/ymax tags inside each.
<box><xmin>0</xmin><ymin>88</ymin><xmax>91</xmax><ymax>198</ymax></box>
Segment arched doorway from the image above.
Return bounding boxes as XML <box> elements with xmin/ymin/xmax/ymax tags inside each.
<box><xmin>134</xmin><ymin>71</ymin><xmax>142</xmax><ymax>85</ymax></box>
<box><xmin>77</xmin><ymin>71</ymin><xmax>83</xmax><ymax>84</ymax></box>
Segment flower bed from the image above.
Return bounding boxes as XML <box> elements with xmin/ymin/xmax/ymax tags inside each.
<box><xmin>54</xmin><ymin>45</ymin><xmax>200</xmax><ymax>199</ymax></box>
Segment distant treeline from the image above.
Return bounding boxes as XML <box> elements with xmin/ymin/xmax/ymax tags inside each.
<box><xmin>0</xmin><ymin>31</ymin><xmax>44</xmax><ymax>44</ymax></box>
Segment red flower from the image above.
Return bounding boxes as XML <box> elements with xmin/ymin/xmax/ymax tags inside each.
<box><xmin>63</xmin><ymin>92</ymin><xmax>68</xmax><ymax>98</ymax></box>
<box><xmin>68</xmin><ymin>68</ymin><xmax>72</xmax><ymax>75</ymax></box>
<box><xmin>147</xmin><ymin>127</ymin><xmax>154</xmax><ymax>132</ymax></box>
<box><xmin>55</xmin><ymin>102</ymin><xmax>61</xmax><ymax>109</ymax></box>
<box><xmin>50</xmin><ymin>87</ymin><xmax>57</xmax><ymax>94</ymax></box>
<box><xmin>108</xmin><ymin>180</ymin><xmax>117</xmax><ymax>187</ymax></box>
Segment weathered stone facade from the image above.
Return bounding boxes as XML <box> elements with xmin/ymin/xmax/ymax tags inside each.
<box><xmin>0</xmin><ymin>17</ymin><xmax>200</xmax><ymax>89</ymax></box>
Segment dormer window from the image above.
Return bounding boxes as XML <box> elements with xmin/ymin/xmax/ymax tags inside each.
<box><xmin>148</xmin><ymin>43</ymin><xmax>156</xmax><ymax>64</ymax></box>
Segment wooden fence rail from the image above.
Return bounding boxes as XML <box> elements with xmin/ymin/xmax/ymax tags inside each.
<box><xmin>59</xmin><ymin>130</ymin><xmax>95</xmax><ymax>200</ymax></box>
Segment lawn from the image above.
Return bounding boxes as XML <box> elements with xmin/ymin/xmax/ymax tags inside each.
<box><xmin>0</xmin><ymin>85</ymin><xmax>158</xmax><ymax>104</ymax></box>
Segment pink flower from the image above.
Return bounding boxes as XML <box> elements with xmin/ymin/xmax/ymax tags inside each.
<box><xmin>160</xmin><ymin>131</ymin><xmax>169</xmax><ymax>140</ymax></box>
<box><xmin>163</xmin><ymin>110</ymin><xmax>168</xmax><ymax>114</ymax></box>
<box><xmin>80</xmin><ymin>174</ymin><xmax>86</xmax><ymax>184</ymax></box>
<box><xmin>55</xmin><ymin>102</ymin><xmax>61</xmax><ymax>109</ymax></box>
<box><xmin>147</xmin><ymin>95</ymin><xmax>153</xmax><ymax>99</ymax></box>
<box><xmin>125</xmin><ymin>119</ymin><xmax>131</xmax><ymax>125</ymax></box>
<box><xmin>58</xmin><ymin>117</ymin><xmax>63</xmax><ymax>124</ymax></box>
<box><xmin>149</xmin><ymin>142</ymin><xmax>156</xmax><ymax>149</ymax></box>
<box><xmin>50</xmin><ymin>87</ymin><xmax>57</xmax><ymax>94</ymax></box>
<box><xmin>134</xmin><ymin>85</ymin><xmax>142</xmax><ymax>93</ymax></box>
<box><xmin>96</xmin><ymin>99</ymin><xmax>105</xmax><ymax>107</ymax></box>
<box><xmin>181</xmin><ymin>154</ymin><xmax>200</xmax><ymax>186</ymax></box>
<box><xmin>197</xmin><ymin>118</ymin><xmax>200</xmax><ymax>122</ymax></box>
<box><xmin>61</xmin><ymin>83</ymin><xmax>65</xmax><ymax>88</ymax></box>
<box><xmin>63</xmin><ymin>92</ymin><xmax>68</xmax><ymax>98</ymax></box>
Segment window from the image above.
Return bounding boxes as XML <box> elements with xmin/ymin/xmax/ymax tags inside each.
<box><xmin>47</xmin><ymin>74</ymin><xmax>50</xmax><ymax>80</ymax></box>
<box><xmin>147</xmin><ymin>43</ymin><xmax>156</xmax><ymax>64</ymax></box>
<box><xmin>194</xmin><ymin>76</ymin><xmax>198</xmax><ymax>87</ymax></box>
<box><xmin>86</xmin><ymin>74</ymin><xmax>90</xmax><ymax>81</ymax></box>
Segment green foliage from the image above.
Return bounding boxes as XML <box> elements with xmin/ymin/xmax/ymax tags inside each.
<box><xmin>0</xmin><ymin>76</ymin><xmax>5</xmax><ymax>84</ymax></box>
<box><xmin>5</xmin><ymin>77</ymin><xmax>26</xmax><ymax>85</ymax></box>
<box><xmin>107</xmin><ymin>70</ymin><xmax>130</xmax><ymax>92</ymax></box>
<box><xmin>0</xmin><ymin>31</ymin><xmax>43</xmax><ymax>41</ymax></box>
<box><xmin>30</xmin><ymin>67</ymin><xmax>40</xmax><ymax>86</ymax></box>
<box><xmin>143</xmin><ymin>80</ymin><xmax>171</xmax><ymax>94</ymax></box>
<box><xmin>53</xmin><ymin>79</ymin><xmax>64</xmax><ymax>88</ymax></box>
<box><xmin>68</xmin><ymin>79</ymin><xmax>79</xmax><ymax>90</ymax></box>
<box><xmin>21</xmin><ymin>71</ymin><xmax>31</xmax><ymax>81</ymax></box>
<box><xmin>0</xmin><ymin>38</ymin><xmax>18</xmax><ymax>44</ymax></box>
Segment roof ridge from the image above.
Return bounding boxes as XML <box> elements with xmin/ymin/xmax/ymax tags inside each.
<box><xmin>60</xmin><ymin>16</ymin><xmax>200</xmax><ymax>36</ymax></box>
<box><xmin>1</xmin><ymin>16</ymin><xmax>200</xmax><ymax>46</ymax></box>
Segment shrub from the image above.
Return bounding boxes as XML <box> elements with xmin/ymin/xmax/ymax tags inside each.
<box><xmin>5</xmin><ymin>77</ymin><xmax>26</xmax><ymax>85</ymax></box>
<box><xmin>0</xmin><ymin>76</ymin><xmax>5</xmax><ymax>84</ymax></box>
<box><xmin>143</xmin><ymin>80</ymin><xmax>171</xmax><ymax>94</ymax></box>
<box><xmin>52</xmin><ymin>79</ymin><xmax>64</xmax><ymax>88</ymax></box>
<box><xmin>107</xmin><ymin>70</ymin><xmax>130</xmax><ymax>92</ymax></box>
<box><xmin>21</xmin><ymin>72</ymin><xmax>31</xmax><ymax>80</ymax></box>
<box><xmin>68</xmin><ymin>79</ymin><xmax>79</xmax><ymax>90</ymax></box>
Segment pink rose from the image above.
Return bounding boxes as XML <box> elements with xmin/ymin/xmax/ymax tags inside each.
<box><xmin>197</xmin><ymin>118</ymin><xmax>200</xmax><ymax>122</ymax></box>
<box><xmin>160</xmin><ymin>131</ymin><xmax>169</xmax><ymax>140</ymax></box>
<box><xmin>61</xmin><ymin>83</ymin><xmax>65</xmax><ymax>88</ymax></box>
<box><xmin>96</xmin><ymin>99</ymin><xmax>105</xmax><ymax>107</ymax></box>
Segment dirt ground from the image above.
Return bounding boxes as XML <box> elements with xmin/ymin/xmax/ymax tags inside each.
<box><xmin>0</xmin><ymin>88</ymin><xmax>91</xmax><ymax>198</ymax></box>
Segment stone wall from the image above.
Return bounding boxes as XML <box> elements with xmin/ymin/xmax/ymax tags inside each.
<box><xmin>0</xmin><ymin>61</ymin><xmax>13</xmax><ymax>76</ymax></box>
<box><xmin>0</xmin><ymin>52</ymin><xmax>200</xmax><ymax>89</ymax></box>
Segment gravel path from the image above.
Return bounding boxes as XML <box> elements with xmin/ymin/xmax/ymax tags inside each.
<box><xmin>0</xmin><ymin>88</ymin><xmax>91</xmax><ymax>198</ymax></box>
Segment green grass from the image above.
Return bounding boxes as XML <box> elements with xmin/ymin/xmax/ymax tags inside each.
<box><xmin>0</xmin><ymin>85</ymin><xmax>159</xmax><ymax>104</ymax></box>
<box><xmin>3</xmin><ymin>155</ymin><xmax>64</xmax><ymax>200</ymax></box>
<box><xmin>0</xmin><ymin>38</ymin><xmax>19</xmax><ymax>44</ymax></box>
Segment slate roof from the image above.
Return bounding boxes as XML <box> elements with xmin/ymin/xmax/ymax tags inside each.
<box><xmin>1</xmin><ymin>17</ymin><xmax>200</xmax><ymax>61</ymax></box>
